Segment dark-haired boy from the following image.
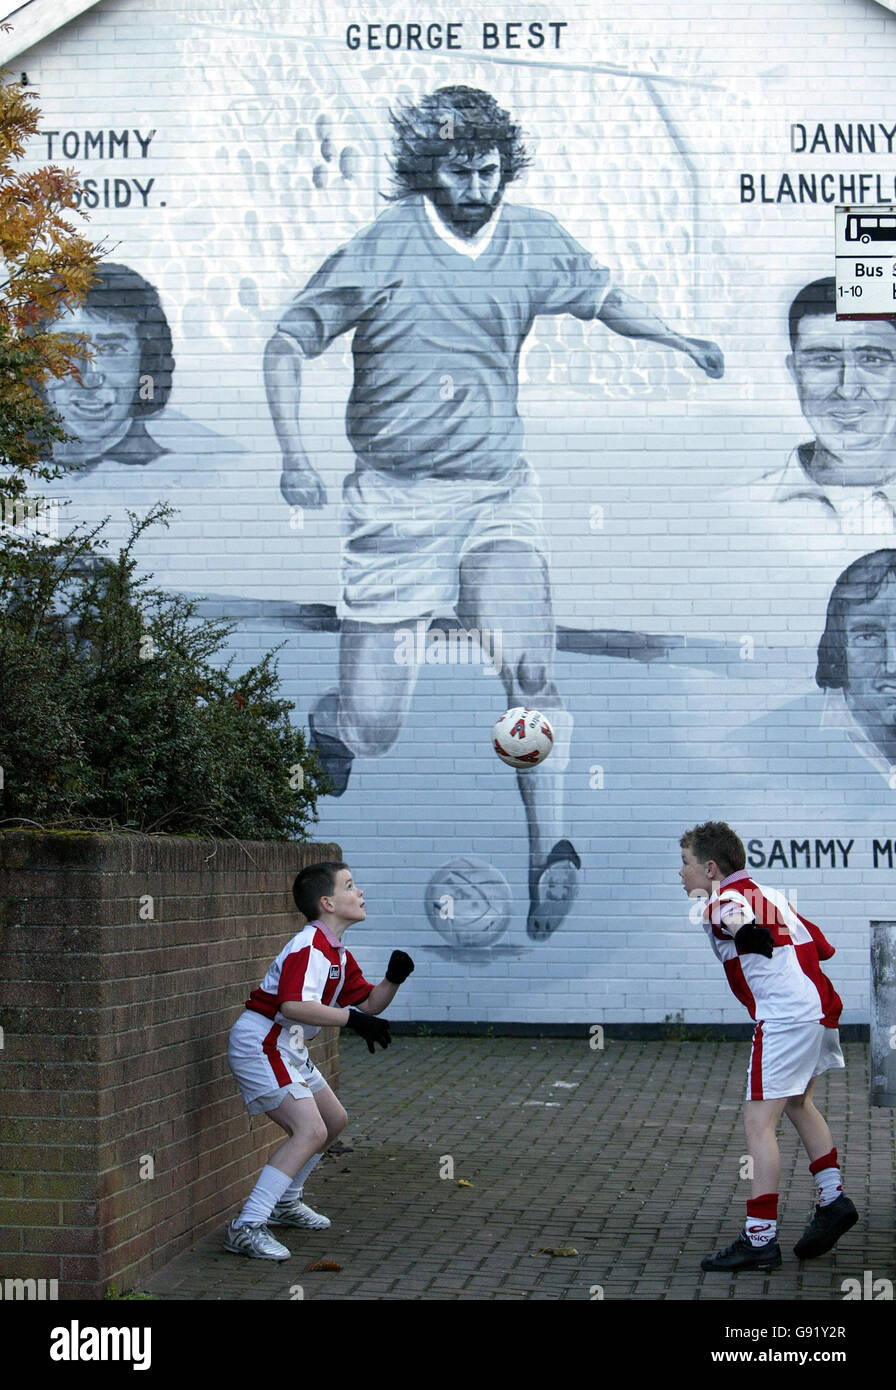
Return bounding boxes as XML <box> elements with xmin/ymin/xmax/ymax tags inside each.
<box><xmin>679</xmin><ymin>821</ymin><xmax>857</xmax><ymax>1272</ymax></box>
<box><xmin>224</xmin><ymin>861</ymin><xmax>414</xmax><ymax>1259</ymax></box>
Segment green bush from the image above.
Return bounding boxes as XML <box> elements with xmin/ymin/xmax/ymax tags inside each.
<box><xmin>0</xmin><ymin>504</ymin><xmax>325</xmax><ymax>838</ymax></box>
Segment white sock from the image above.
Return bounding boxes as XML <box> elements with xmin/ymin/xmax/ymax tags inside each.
<box><xmin>745</xmin><ymin>1217</ymin><xmax>777</xmax><ymax>1247</ymax></box>
<box><xmin>815</xmin><ymin>1167</ymin><xmax>844</xmax><ymax>1207</ymax></box>
<box><xmin>280</xmin><ymin>1153</ymin><xmax>323</xmax><ymax>1204</ymax></box>
<box><xmin>234</xmin><ymin>1165</ymin><xmax>293</xmax><ymax>1229</ymax></box>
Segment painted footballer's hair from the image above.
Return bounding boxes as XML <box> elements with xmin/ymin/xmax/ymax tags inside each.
<box><xmin>790</xmin><ymin>274</ymin><xmax>896</xmax><ymax>350</ymax></box>
<box><xmin>386</xmin><ymin>85</ymin><xmax>531</xmax><ymax>199</ymax></box>
<box><xmin>292</xmin><ymin>860</ymin><xmax>352</xmax><ymax>920</ymax></box>
<box><xmin>816</xmin><ymin>548</ymin><xmax>896</xmax><ymax>689</ymax></box>
<box><xmin>788</xmin><ymin>276</ymin><xmax>837</xmax><ymax>350</ymax></box>
<box><xmin>79</xmin><ymin>262</ymin><xmax>175</xmax><ymax>416</ymax></box>
<box><xmin>680</xmin><ymin>821</ymin><xmax>746</xmax><ymax>876</ymax></box>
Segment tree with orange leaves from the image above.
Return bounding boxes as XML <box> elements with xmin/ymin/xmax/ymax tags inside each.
<box><xmin>0</xmin><ymin>57</ymin><xmax>103</xmax><ymax>504</ymax></box>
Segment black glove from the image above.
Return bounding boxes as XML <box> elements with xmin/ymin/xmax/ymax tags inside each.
<box><xmin>386</xmin><ymin>949</ymin><xmax>415</xmax><ymax>985</ymax></box>
<box><xmin>344</xmin><ymin>1008</ymin><xmax>391</xmax><ymax>1054</ymax></box>
<box><xmin>734</xmin><ymin>923</ymin><xmax>774</xmax><ymax>958</ymax></box>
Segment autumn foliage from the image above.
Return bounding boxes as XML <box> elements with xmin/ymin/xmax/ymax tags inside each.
<box><xmin>0</xmin><ymin>65</ymin><xmax>325</xmax><ymax>839</ymax></box>
<box><xmin>0</xmin><ymin>63</ymin><xmax>102</xmax><ymax>495</ymax></box>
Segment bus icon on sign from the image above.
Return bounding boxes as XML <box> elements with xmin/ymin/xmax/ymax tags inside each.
<box><xmin>846</xmin><ymin>213</ymin><xmax>896</xmax><ymax>244</ymax></box>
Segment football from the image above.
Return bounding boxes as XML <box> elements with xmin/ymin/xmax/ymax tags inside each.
<box><xmin>424</xmin><ymin>857</ymin><xmax>513</xmax><ymax>949</ymax></box>
<box><xmin>492</xmin><ymin>706</ymin><xmax>554</xmax><ymax>769</ymax></box>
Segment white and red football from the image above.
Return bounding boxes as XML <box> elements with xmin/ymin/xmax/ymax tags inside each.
<box><xmin>492</xmin><ymin>706</ymin><xmax>554</xmax><ymax>769</ymax></box>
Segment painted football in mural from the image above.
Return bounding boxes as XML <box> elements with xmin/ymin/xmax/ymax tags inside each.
<box><xmin>492</xmin><ymin>707</ymin><xmax>555</xmax><ymax>769</ymax></box>
<box><xmin>425</xmin><ymin>858</ymin><xmax>513</xmax><ymax>949</ymax></box>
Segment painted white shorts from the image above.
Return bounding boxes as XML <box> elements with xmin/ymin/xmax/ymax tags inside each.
<box><xmin>747</xmin><ymin>1020</ymin><xmax>845</xmax><ymax>1101</ymax></box>
<box><xmin>227</xmin><ymin>1009</ymin><xmax>328</xmax><ymax>1115</ymax></box>
<box><xmin>337</xmin><ymin>457</ymin><xmax>548</xmax><ymax>623</ymax></box>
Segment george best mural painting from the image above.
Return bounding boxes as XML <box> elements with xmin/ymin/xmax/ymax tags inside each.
<box><xmin>265</xmin><ymin>85</ymin><xmax>723</xmax><ymax>939</ymax></box>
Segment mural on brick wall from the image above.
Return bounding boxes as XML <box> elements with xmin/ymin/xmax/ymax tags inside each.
<box><xmin>17</xmin><ymin>0</ymin><xmax>896</xmax><ymax>1018</ymax></box>
<box><xmin>40</xmin><ymin>259</ymin><xmax>251</xmax><ymax>586</ymax></box>
<box><xmin>264</xmin><ymin>86</ymin><xmax>723</xmax><ymax>945</ymax></box>
<box><xmin>47</xmin><ymin>264</ymin><xmax>174</xmax><ymax>470</ymax></box>
<box><xmin>734</xmin><ymin>550</ymin><xmax>896</xmax><ymax>794</ymax></box>
<box><xmin>742</xmin><ymin>278</ymin><xmax>896</xmax><ymax>533</ymax></box>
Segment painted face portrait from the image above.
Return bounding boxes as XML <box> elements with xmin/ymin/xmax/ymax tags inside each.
<box><xmin>788</xmin><ymin>315</ymin><xmax>896</xmax><ymax>475</ymax></box>
<box><xmin>843</xmin><ymin>572</ymin><xmax>896</xmax><ymax>750</ymax></box>
<box><xmin>46</xmin><ymin>306</ymin><xmax>143</xmax><ymax>463</ymax></box>
<box><xmin>430</xmin><ymin>145</ymin><xmax>503</xmax><ymax>237</ymax></box>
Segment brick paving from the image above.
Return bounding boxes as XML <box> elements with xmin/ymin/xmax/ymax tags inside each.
<box><xmin>145</xmin><ymin>1036</ymin><xmax>895</xmax><ymax>1301</ymax></box>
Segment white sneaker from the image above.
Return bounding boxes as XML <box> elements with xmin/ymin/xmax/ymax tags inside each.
<box><xmin>269</xmin><ymin>1198</ymin><xmax>331</xmax><ymax>1231</ymax></box>
<box><xmin>224</xmin><ymin>1220</ymin><xmax>291</xmax><ymax>1260</ymax></box>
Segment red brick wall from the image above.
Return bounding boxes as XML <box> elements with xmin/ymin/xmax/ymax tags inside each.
<box><xmin>0</xmin><ymin>830</ymin><xmax>341</xmax><ymax>1298</ymax></box>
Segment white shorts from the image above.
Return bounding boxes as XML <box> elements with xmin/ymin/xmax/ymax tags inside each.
<box><xmin>228</xmin><ymin>1010</ymin><xmax>328</xmax><ymax>1115</ymax></box>
<box><xmin>338</xmin><ymin>458</ymin><xmax>548</xmax><ymax>623</ymax></box>
<box><xmin>747</xmin><ymin>1020</ymin><xmax>845</xmax><ymax>1101</ymax></box>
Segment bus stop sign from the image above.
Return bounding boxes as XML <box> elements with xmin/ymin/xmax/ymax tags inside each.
<box><xmin>835</xmin><ymin>204</ymin><xmax>896</xmax><ymax>318</ymax></box>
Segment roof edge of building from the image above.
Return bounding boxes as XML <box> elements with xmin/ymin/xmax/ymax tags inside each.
<box><xmin>1</xmin><ymin>0</ymin><xmax>105</xmax><ymax>65</ymax></box>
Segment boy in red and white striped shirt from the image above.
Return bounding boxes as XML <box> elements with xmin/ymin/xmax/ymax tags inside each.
<box><xmin>679</xmin><ymin>822</ymin><xmax>858</xmax><ymax>1273</ymax></box>
<box><xmin>225</xmin><ymin>860</ymin><xmax>414</xmax><ymax>1260</ymax></box>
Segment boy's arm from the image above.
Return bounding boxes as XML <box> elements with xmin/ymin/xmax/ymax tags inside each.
<box><xmin>355</xmin><ymin>980</ymin><xmax>399</xmax><ymax>1015</ymax></box>
<box><xmin>718</xmin><ymin>901</ymin><xmax>774</xmax><ymax>958</ymax></box>
<box><xmin>354</xmin><ymin>950</ymin><xmax>415</xmax><ymax>1015</ymax></box>
<box><xmin>282</xmin><ymin>997</ymin><xmax>390</xmax><ymax>1052</ymax></box>
<box><xmin>597</xmin><ymin>287</ymin><xmax>724</xmax><ymax>378</ymax></box>
<box><xmin>719</xmin><ymin>903</ymin><xmax>749</xmax><ymax>932</ymax></box>
<box><xmin>280</xmin><ymin>999</ymin><xmax>351</xmax><ymax>1027</ymax></box>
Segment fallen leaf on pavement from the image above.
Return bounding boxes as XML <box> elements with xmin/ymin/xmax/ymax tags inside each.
<box><xmin>538</xmin><ymin>1246</ymin><xmax>579</xmax><ymax>1257</ymax></box>
<box><xmin>304</xmin><ymin>1259</ymin><xmax>342</xmax><ymax>1272</ymax></box>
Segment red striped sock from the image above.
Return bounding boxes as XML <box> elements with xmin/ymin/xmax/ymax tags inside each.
<box><xmin>745</xmin><ymin>1192</ymin><xmax>778</xmax><ymax>1247</ymax></box>
<box><xmin>809</xmin><ymin>1148</ymin><xmax>843</xmax><ymax>1206</ymax></box>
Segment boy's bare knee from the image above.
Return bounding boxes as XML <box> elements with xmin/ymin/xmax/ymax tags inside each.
<box><xmin>743</xmin><ymin>1097</ymin><xmax>787</xmax><ymax>1135</ymax></box>
<box><xmin>327</xmin><ymin>1106</ymin><xmax>348</xmax><ymax>1142</ymax></box>
<box><xmin>308</xmin><ymin>1117</ymin><xmax>328</xmax><ymax>1150</ymax></box>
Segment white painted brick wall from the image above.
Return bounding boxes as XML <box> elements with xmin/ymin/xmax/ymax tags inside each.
<box><xmin>12</xmin><ymin>0</ymin><xmax>896</xmax><ymax>1021</ymax></box>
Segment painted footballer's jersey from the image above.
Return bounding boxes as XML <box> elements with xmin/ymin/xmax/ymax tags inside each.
<box><xmin>277</xmin><ymin>194</ymin><xmax>611</xmax><ymax>481</ymax></box>
<box><xmin>244</xmin><ymin>920</ymin><xmax>373</xmax><ymax>1038</ymax></box>
<box><xmin>702</xmin><ymin>873</ymin><xmax>842</xmax><ymax>1027</ymax></box>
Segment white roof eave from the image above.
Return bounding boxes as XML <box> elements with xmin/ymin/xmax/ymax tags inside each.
<box><xmin>0</xmin><ymin>0</ymin><xmax>106</xmax><ymax>65</ymax></box>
